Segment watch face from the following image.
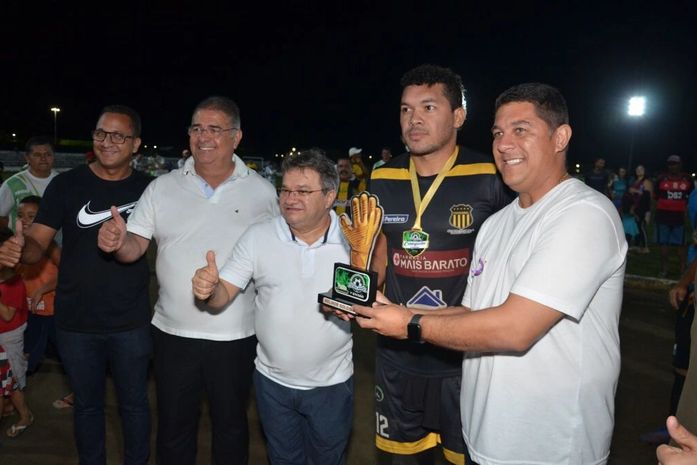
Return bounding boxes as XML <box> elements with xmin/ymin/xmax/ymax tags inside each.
<box><xmin>408</xmin><ymin>315</ymin><xmax>422</xmax><ymax>343</ymax></box>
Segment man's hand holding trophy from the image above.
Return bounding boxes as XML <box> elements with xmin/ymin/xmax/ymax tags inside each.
<box><xmin>318</xmin><ymin>192</ymin><xmax>384</xmax><ymax>317</ymax></box>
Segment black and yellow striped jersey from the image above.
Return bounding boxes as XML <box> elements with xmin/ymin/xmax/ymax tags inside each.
<box><xmin>370</xmin><ymin>146</ymin><xmax>512</xmax><ymax>375</ymax></box>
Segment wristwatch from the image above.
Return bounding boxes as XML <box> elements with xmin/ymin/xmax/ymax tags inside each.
<box><xmin>407</xmin><ymin>314</ymin><xmax>424</xmax><ymax>344</ymax></box>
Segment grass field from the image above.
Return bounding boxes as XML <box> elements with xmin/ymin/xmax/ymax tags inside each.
<box><xmin>625</xmin><ymin>222</ymin><xmax>694</xmax><ymax>281</ymax></box>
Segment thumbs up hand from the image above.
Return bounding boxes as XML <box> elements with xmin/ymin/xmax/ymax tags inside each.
<box><xmin>13</xmin><ymin>219</ymin><xmax>25</xmax><ymax>248</ymax></box>
<box><xmin>192</xmin><ymin>250</ymin><xmax>220</xmax><ymax>300</ymax></box>
<box><xmin>0</xmin><ymin>220</ymin><xmax>26</xmax><ymax>268</ymax></box>
<box><xmin>97</xmin><ymin>206</ymin><xmax>128</xmax><ymax>253</ymax></box>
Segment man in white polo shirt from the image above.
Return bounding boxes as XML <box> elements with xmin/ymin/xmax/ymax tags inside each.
<box><xmin>97</xmin><ymin>96</ymin><xmax>279</xmax><ymax>465</ymax></box>
<box><xmin>192</xmin><ymin>149</ymin><xmax>354</xmax><ymax>465</ymax></box>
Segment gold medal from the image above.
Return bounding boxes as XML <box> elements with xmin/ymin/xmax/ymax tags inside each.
<box><xmin>405</xmin><ymin>147</ymin><xmax>458</xmax><ymax>255</ymax></box>
<box><xmin>402</xmin><ymin>229</ymin><xmax>430</xmax><ymax>257</ymax></box>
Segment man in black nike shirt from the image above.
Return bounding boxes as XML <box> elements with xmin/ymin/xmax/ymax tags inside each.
<box><xmin>0</xmin><ymin>105</ymin><xmax>152</xmax><ymax>465</ymax></box>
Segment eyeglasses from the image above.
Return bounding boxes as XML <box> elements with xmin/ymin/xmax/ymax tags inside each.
<box><xmin>279</xmin><ymin>188</ymin><xmax>326</xmax><ymax>198</ymax></box>
<box><xmin>187</xmin><ymin>125</ymin><xmax>240</xmax><ymax>137</ymax></box>
<box><xmin>92</xmin><ymin>129</ymin><xmax>134</xmax><ymax>144</ymax></box>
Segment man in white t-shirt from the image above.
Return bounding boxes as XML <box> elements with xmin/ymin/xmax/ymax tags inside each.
<box><xmin>0</xmin><ymin>136</ymin><xmax>58</xmax><ymax>230</ymax></box>
<box><xmin>97</xmin><ymin>96</ymin><xmax>279</xmax><ymax>465</ymax></box>
<box><xmin>352</xmin><ymin>83</ymin><xmax>627</xmax><ymax>465</ymax></box>
<box><xmin>192</xmin><ymin>149</ymin><xmax>353</xmax><ymax>465</ymax></box>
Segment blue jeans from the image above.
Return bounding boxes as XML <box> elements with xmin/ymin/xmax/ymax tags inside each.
<box><xmin>254</xmin><ymin>370</ymin><xmax>353</xmax><ymax>465</ymax></box>
<box><xmin>24</xmin><ymin>313</ymin><xmax>57</xmax><ymax>373</ymax></box>
<box><xmin>57</xmin><ymin>325</ymin><xmax>152</xmax><ymax>465</ymax></box>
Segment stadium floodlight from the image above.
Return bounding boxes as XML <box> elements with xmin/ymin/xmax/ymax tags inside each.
<box><xmin>626</xmin><ymin>96</ymin><xmax>646</xmax><ymax>172</ymax></box>
<box><xmin>50</xmin><ymin>107</ymin><xmax>61</xmax><ymax>145</ymax></box>
<box><xmin>627</xmin><ymin>96</ymin><xmax>646</xmax><ymax>117</ymax></box>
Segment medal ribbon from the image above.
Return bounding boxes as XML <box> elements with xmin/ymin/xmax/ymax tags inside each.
<box><xmin>408</xmin><ymin>146</ymin><xmax>459</xmax><ymax>230</ymax></box>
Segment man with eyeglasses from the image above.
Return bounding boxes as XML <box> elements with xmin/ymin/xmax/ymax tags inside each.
<box><xmin>192</xmin><ymin>149</ymin><xmax>354</xmax><ymax>465</ymax></box>
<box><xmin>97</xmin><ymin>96</ymin><xmax>279</xmax><ymax>465</ymax></box>
<box><xmin>0</xmin><ymin>136</ymin><xmax>58</xmax><ymax>231</ymax></box>
<box><xmin>0</xmin><ymin>105</ymin><xmax>153</xmax><ymax>465</ymax></box>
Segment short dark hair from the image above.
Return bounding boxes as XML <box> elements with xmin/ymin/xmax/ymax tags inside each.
<box><xmin>193</xmin><ymin>96</ymin><xmax>241</xmax><ymax>128</ymax></box>
<box><xmin>19</xmin><ymin>195</ymin><xmax>42</xmax><ymax>207</ymax></box>
<box><xmin>25</xmin><ymin>136</ymin><xmax>54</xmax><ymax>154</ymax></box>
<box><xmin>99</xmin><ymin>105</ymin><xmax>142</xmax><ymax>138</ymax></box>
<box><xmin>400</xmin><ymin>64</ymin><xmax>466</xmax><ymax>111</ymax></box>
<box><xmin>0</xmin><ymin>226</ymin><xmax>13</xmax><ymax>245</ymax></box>
<box><xmin>281</xmin><ymin>148</ymin><xmax>339</xmax><ymax>192</ymax></box>
<box><xmin>494</xmin><ymin>83</ymin><xmax>569</xmax><ymax>130</ymax></box>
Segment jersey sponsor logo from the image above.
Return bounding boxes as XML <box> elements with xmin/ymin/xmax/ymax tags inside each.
<box><xmin>375</xmin><ymin>385</ymin><xmax>385</xmax><ymax>402</ymax></box>
<box><xmin>384</xmin><ymin>214</ymin><xmax>409</xmax><ymax>224</ymax></box>
<box><xmin>391</xmin><ymin>248</ymin><xmax>469</xmax><ymax>278</ymax></box>
<box><xmin>407</xmin><ymin>286</ymin><xmax>447</xmax><ymax>309</ymax></box>
<box><xmin>471</xmin><ymin>258</ymin><xmax>485</xmax><ymax>277</ymax></box>
<box><xmin>76</xmin><ymin>201</ymin><xmax>137</xmax><ymax>228</ymax></box>
<box><xmin>11</xmin><ymin>188</ymin><xmax>32</xmax><ymax>197</ymax></box>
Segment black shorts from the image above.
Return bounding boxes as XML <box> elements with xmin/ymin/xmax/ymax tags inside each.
<box><xmin>374</xmin><ymin>357</ymin><xmax>465</xmax><ymax>464</ymax></box>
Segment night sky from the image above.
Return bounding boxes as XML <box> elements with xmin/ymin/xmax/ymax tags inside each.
<box><xmin>2</xmin><ymin>1</ymin><xmax>696</xmax><ymax>173</ymax></box>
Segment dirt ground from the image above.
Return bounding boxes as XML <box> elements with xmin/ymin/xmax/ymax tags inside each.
<box><xmin>0</xmin><ymin>284</ymin><xmax>678</xmax><ymax>464</ymax></box>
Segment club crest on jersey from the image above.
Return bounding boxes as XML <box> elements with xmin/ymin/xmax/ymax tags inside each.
<box><xmin>448</xmin><ymin>204</ymin><xmax>473</xmax><ymax>233</ymax></box>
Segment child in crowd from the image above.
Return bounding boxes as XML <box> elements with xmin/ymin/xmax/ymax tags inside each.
<box><xmin>14</xmin><ymin>196</ymin><xmax>73</xmax><ymax>409</ymax></box>
<box><xmin>17</xmin><ymin>196</ymin><xmax>60</xmax><ymax>374</ymax></box>
<box><xmin>0</xmin><ymin>226</ymin><xmax>34</xmax><ymax>437</ymax></box>
<box><xmin>0</xmin><ymin>343</ymin><xmax>18</xmax><ymax>422</ymax></box>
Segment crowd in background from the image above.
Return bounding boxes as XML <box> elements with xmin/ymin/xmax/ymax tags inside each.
<box><xmin>582</xmin><ymin>155</ymin><xmax>695</xmax><ymax>278</ymax></box>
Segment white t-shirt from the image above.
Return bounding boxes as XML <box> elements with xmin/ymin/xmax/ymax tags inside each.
<box><xmin>220</xmin><ymin>212</ymin><xmax>353</xmax><ymax>389</ymax></box>
<box><xmin>127</xmin><ymin>154</ymin><xmax>279</xmax><ymax>341</ymax></box>
<box><xmin>461</xmin><ymin>178</ymin><xmax>627</xmax><ymax>465</ymax></box>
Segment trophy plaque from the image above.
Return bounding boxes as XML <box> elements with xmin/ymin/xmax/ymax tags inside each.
<box><xmin>318</xmin><ymin>192</ymin><xmax>383</xmax><ymax>316</ymax></box>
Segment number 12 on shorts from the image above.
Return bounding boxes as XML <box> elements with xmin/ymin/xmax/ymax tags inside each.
<box><xmin>376</xmin><ymin>412</ymin><xmax>389</xmax><ymax>437</ymax></box>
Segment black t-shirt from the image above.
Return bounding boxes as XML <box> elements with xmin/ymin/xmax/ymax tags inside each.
<box><xmin>35</xmin><ymin>165</ymin><xmax>153</xmax><ymax>333</ymax></box>
<box><xmin>584</xmin><ymin>170</ymin><xmax>610</xmax><ymax>196</ymax></box>
<box><xmin>370</xmin><ymin>146</ymin><xmax>512</xmax><ymax>375</ymax></box>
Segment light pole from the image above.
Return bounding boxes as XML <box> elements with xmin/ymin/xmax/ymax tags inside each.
<box><xmin>626</xmin><ymin>96</ymin><xmax>645</xmax><ymax>173</ymax></box>
<box><xmin>50</xmin><ymin>107</ymin><xmax>61</xmax><ymax>146</ymax></box>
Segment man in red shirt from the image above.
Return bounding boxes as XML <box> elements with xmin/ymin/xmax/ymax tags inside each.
<box><xmin>655</xmin><ymin>155</ymin><xmax>694</xmax><ymax>277</ymax></box>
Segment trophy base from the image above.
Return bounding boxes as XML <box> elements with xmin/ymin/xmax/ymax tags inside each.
<box><xmin>318</xmin><ymin>292</ymin><xmax>370</xmax><ymax>318</ymax></box>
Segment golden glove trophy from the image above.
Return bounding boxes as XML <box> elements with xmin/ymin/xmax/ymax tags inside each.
<box><xmin>318</xmin><ymin>192</ymin><xmax>384</xmax><ymax>316</ymax></box>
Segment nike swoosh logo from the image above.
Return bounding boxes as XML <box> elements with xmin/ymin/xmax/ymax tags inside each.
<box><xmin>76</xmin><ymin>201</ymin><xmax>137</xmax><ymax>228</ymax></box>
